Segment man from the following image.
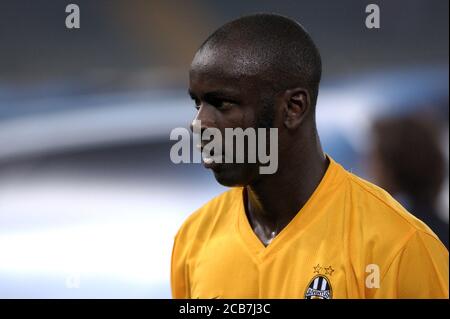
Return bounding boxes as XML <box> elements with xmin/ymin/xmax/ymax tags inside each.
<box><xmin>370</xmin><ymin>114</ymin><xmax>449</xmax><ymax>249</ymax></box>
<box><xmin>171</xmin><ymin>14</ymin><xmax>448</xmax><ymax>299</ymax></box>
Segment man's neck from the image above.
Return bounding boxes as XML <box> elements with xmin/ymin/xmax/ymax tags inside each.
<box><xmin>244</xmin><ymin>139</ymin><xmax>329</xmax><ymax>245</ymax></box>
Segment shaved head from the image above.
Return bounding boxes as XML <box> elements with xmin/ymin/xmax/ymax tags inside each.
<box><xmin>189</xmin><ymin>14</ymin><xmax>324</xmax><ymax>186</ymax></box>
<box><xmin>193</xmin><ymin>13</ymin><xmax>322</xmax><ymax>107</ymax></box>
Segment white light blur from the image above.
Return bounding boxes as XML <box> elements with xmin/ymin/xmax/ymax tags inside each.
<box><xmin>0</xmin><ymin>177</ymin><xmax>224</xmax><ymax>298</ymax></box>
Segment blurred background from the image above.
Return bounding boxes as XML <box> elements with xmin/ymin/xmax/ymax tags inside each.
<box><xmin>0</xmin><ymin>0</ymin><xmax>448</xmax><ymax>298</ymax></box>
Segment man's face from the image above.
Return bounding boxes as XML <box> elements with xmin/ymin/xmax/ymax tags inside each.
<box><xmin>188</xmin><ymin>46</ymin><xmax>274</xmax><ymax>187</ymax></box>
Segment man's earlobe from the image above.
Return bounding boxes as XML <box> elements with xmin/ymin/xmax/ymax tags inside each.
<box><xmin>283</xmin><ymin>88</ymin><xmax>310</xmax><ymax>129</ymax></box>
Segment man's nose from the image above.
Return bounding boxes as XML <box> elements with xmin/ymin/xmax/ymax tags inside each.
<box><xmin>190</xmin><ymin>105</ymin><xmax>215</xmax><ymax>133</ymax></box>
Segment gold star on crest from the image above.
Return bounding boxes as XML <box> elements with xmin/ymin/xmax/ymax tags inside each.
<box><xmin>324</xmin><ymin>266</ymin><xmax>335</xmax><ymax>276</ymax></box>
<box><xmin>313</xmin><ymin>264</ymin><xmax>322</xmax><ymax>274</ymax></box>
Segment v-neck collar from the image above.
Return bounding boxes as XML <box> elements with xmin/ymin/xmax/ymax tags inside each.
<box><xmin>234</xmin><ymin>155</ymin><xmax>344</xmax><ymax>263</ymax></box>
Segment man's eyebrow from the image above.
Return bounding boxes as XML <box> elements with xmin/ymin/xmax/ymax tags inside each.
<box><xmin>202</xmin><ymin>90</ymin><xmax>241</xmax><ymax>100</ymax></box>
<box><xmin>188</xmin><ymin>90</ymin><xmax>196</xmax><ymax>98</ymax></box>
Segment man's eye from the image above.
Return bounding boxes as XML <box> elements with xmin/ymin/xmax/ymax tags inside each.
<box><xmin>212</xmin><ymin>99</ymin><xmax>235</xmax><ymax>109</ymax></box>
<box><xmin>219</xmin><ymin>101</ymin><xmax>235</xmax><ymax>109</ymax></box>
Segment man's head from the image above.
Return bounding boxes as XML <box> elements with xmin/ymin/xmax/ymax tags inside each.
<box><xmin>189</xmin><ymin>13</ymin><xmax>322</xmax><ymax>186</ymax></box>
<box><xmin>371</xmin><ymin>115</ymin><xmax>445</xmax><ymax>206</ymax></box>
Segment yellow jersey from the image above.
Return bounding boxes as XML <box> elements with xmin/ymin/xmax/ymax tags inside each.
<box><xmin>171</xmin><ymin>156</ymin><xmax>449</xmax><ymax>299</ymax></box>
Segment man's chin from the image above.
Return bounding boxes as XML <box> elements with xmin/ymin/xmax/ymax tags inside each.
<box><xmin>210</xmin><ymin>164</ymin><xmax>255</xmax><ymax>187</ymax></box>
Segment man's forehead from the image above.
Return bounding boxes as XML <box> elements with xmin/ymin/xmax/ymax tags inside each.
<box><xmin>190</xmin><ymin>45</ymin><xmax>263</xmax><ymax>80</ymax></box>
<box><xmin>188</xmin><ymin>67</ymin><xmax>244</xmax><ymax>96</ymax></box>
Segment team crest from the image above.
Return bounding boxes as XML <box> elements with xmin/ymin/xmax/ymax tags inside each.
<box><xmin>304</xmin><ymin>275</ymin><xmax>333</xmax><ymax>299</ymax></box>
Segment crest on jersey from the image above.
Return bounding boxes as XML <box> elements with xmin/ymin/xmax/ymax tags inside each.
<box><xmin>304</xmin><ymin>275</ymin><xmax>333</xmax><ymax>299</ymax></box>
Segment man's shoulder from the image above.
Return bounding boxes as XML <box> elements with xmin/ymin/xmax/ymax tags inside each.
<box><xmin>339</xmin><ymin>169</ymin><xmax>448</xmax><ymax>281</ymax></box>
<box><xmin>344</xmin><ymin>170</ymin><xmax>441</xmax><ymax>241</ymax></box>
<box><xmin>175</xmin><ymin>187</ymin><xmax>241</xmax><ymax>240</ymax></box>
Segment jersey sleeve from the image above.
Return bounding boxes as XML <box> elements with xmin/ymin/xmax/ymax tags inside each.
<box><xmin>373</xmin><ymin>230</ymin><xmax>449</xmax><ymax>299</ymax></box>
<box><xmin>170</xmin><ymin>231</ymin><xmax>190</xmax><ymax>299</ymax></box>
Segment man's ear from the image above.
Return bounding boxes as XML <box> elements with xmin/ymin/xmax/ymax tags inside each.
<box><xmin>282</xmin><ymin>88</ymin><xmax>310</xmax><ymax>130</ymax></box>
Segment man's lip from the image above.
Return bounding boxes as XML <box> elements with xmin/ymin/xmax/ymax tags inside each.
<box><xmin>202</xmin><ymin>155</ymin><xmax>223</xmax><ymax>168</ymax></box>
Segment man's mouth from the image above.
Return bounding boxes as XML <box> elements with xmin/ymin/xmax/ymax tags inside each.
<box><xmin>202</xmin><ymin>154</ymin><xmax>223</xmax><ymax>164</ymax></box>
<box><xmin>201</xmin><ymin>151</ymin><xmax>223</xmax><ymax>168</ymax></box>
<box><xmin>196</xmin><ymin>144</ymin><xmax>222</xmax><ymax>167</ymax></box>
